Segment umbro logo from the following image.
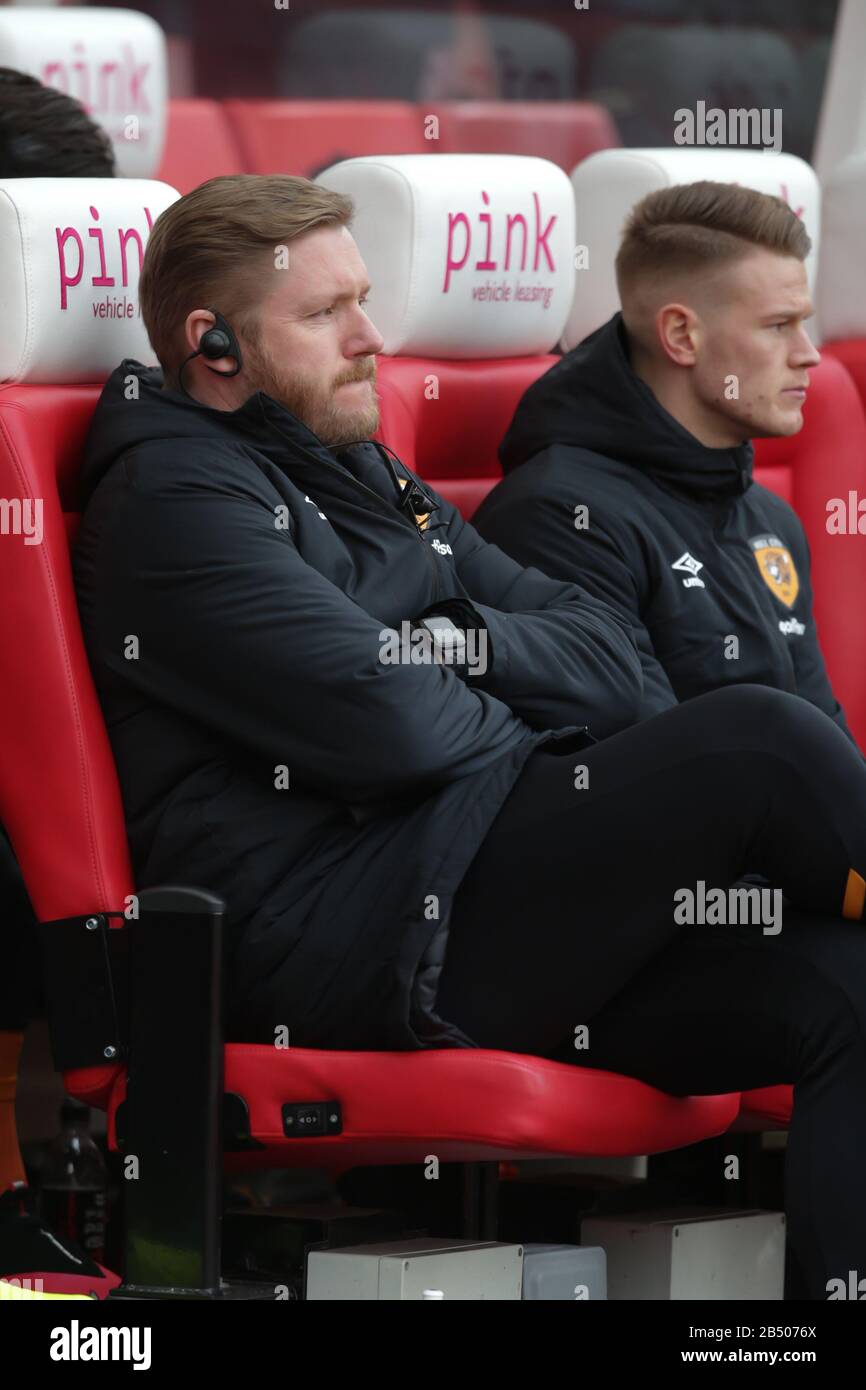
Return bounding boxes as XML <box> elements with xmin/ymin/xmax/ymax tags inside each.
<box><xmin>671</xmin><ymin>552</ymin><xmax>706</xmax><ymax>588</ymax></box>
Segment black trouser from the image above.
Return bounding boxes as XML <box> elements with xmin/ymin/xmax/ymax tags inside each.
<box><xmin>438</xmin><ymin>685</ymin><xmax>866</xmax><ymax>1300</ymax></box>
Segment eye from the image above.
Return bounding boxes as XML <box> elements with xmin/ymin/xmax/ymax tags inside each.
<box><xmin>359</xmin><ymin>294</ymin><xmax>369</xmax><ymax>307</ymax></box>
<box><xmin>770</xmin><ymin>321</ymin><xmax>788</xmax><ymax>331</ymax></box>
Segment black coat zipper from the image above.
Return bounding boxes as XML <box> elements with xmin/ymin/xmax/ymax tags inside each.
<box><xmin>261</xmin><ymin>406</ymin><xmax>443</xmax><ymax>601</ymax></box>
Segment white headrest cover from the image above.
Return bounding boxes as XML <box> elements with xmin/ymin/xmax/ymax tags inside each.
<box><xmin>565</xmin><ymin>148</ymin><xmax>820</xmax><ymax>351</ymax></box>
<box><xmin>0</xmin><ymin>178</ymin><xmax>179</xmax><ymax>384</ymax></box>
<box><xmin>817</xmin><ymin>153</ymin><xmax>866</xmax><ymax>344</ymax></box>
<box><xmin>316</xmin><ymin>154</ymin><xmax>576</xmax><ymax>358</ymax></box>
<box><xmin>0</xmin><ymin>7</ymin><xmax>167</xmax><ymax>178</ymax></box>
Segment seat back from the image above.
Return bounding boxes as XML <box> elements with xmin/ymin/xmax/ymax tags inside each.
<box><xmin>818</xmin><ymin>151</ymin><xmax>866</xmax><ymax>411</ymax></box>
<box><xmin>0</xmin><ymin>6</ymin><xmax>168</xmax><ymax>178</ymax></box>
<box><xmin>0</xmin><ymin>176</ymin><xmax>178</xmax><ymax>1105</ymax></box>
<box><xmin>316</xmin><ymin>153</ymin><xmax>576</xmax><ymax>512</ymax></box>
<box><xmin>752</xmin><ymin>356</ymin><xmax>866</xmax><ymax>746</ymax></box>
<box><xmin>371</xmin><ymin>357</ymin><xmax>553</xmax><ymax>517</ymax></box>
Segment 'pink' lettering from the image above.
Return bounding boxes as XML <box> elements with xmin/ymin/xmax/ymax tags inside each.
<box><xmin>475</xmin><ymin>190</ymin><xmax>496</xmax><ymax>272</ymax></box>
<box><xmin>532</xmin><ymin>192</ymin><xmax>556</xmax><ymax>272</ymax></box>
<box><xmin>39</xmin><ymin>43</ymin><xmax>150</xmax><ymax>117</ymax></box>
<box><xmin>443</xmin><ymin>212</ymin><xmax>471</xmax><ymax>292</ymax></box>
<box><xmin>56</xmin><ymin>227</ymin><xmax>84</xmax><ymax>311</ymax></box>
<box><xmin>88</xmin><ymin>206</ymin><xmax>116</xmax><ymax>288</ymax></box>
<box><xmin>443</xmin><ymin>192</ymin><xmax>557</xmax><ymax>293</ymax></box>
<box><xmin>56</xmin><ymin>206</ymin><xmax>154</xmax><ymax>310</ymax></box>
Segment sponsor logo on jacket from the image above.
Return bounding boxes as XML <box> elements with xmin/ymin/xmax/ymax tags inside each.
<box><xmin>671</xmin><ymin>552</ymin><xmax>705</xmax><ymax>588</ymax></box>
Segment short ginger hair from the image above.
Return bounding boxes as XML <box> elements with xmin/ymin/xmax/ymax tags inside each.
<box><xmin>138</xmin><ymin>173</ymin><xmax>354</xmax><ymax>381</ymax></box>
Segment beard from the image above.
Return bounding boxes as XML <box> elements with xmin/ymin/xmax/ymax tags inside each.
<box><xmin>246</xmin><ymin>338</ymin><xmax>380</xmax><ymax>447</ymax></box>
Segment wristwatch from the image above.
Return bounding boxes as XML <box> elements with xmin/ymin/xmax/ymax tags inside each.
<box><xmin>411</xmin><ymin>597</ymin><xmax>493</xmax><ymax>682</ymax></box>
<box><xmin>415</xmin><ymin>613</ymin><xmax>468</xmax><ymax>669</ymax></box>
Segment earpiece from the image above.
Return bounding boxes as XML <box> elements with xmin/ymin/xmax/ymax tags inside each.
<box><xmin>197</xmin><ymin>310</ymin><xmax>243</xmax><ymax>376</ymax></box>
<box><xmin>176</xmin><ymin>309</ymin><xmax>243</xmax><ymax>399</ymax></box>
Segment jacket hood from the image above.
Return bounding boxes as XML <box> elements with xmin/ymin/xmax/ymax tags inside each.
<box><xmin>499</xmin><ymin>312</ymin><xmax>754</xmax><ymax>500</ymax></box>
<box><xmin>78</xmin><ymin>359</ymin><xmax>354</xmax><ymax>510</ymax></box>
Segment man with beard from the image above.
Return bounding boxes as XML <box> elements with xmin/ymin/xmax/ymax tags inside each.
<box><xmin>73</xmin><ymin>174</ymin><xmax>866</xmax><ymax>1298</ymax></box>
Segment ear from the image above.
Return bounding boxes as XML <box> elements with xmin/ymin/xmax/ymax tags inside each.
<box><xmin>655</xmin><ymin>303</ymin><xmax>701</xmax><ymax>368</ymax></box>
<box><xmin>184</xmin><ymin>308</ymin><xmax>216</xmax><ymax>353</ymax></box>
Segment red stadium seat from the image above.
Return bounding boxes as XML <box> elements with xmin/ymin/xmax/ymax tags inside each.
<box><xmin>0</xmin><ymin>374</ymin><xmax>742</xmax><ymax>1183</ymax></box>
<box><xmin>732</xmin><ymin>1087</ymin><xmax>793</xmax><ymax>1133</ymax></box>
<box><xmin>156</xmin><ymin>99</ymin><xmax>245</xmax><ymax>194</ymax></box>
<box><xmin>753</xmin><ymin>354</ymin><xmax>866</xmax><ymax>752</ymax></box>
<box><xmin>224</xmin><ymin>100</ymin><xmax>426</xmax><ymax>178</ymax></box>
<box><xmin>823</xmin><ymin>340</ymin><xmax>866</xmax><ymax>417</ymax></box>
<box><xmin>0</xmin><ymin>175</ymin><xmax>742</xmax><ymax>1291</ymax></box>
<box><xmin>375</xmin><ymin>356</ymin><xmax>555</xmax><ymax>516</ymax></box>
<box><xmin>0</xmin><ymin>379</ymin><xmax>741</xmax><ymax>1253</ymax></box>
<box><xmin>432</xmin><ymin>101</ymin><xmax>619</xmax><ymax>170</ymax></box>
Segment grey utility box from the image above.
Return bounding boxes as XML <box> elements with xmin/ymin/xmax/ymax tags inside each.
<box><xmin>522</xmin><ymin>1244</ymin><xmax>607</xmax><ymax>1299</ymax></box>
<box><xmin>306</xmin><ymin>1237</ymin><xmax>523</xmax><ymax>1300</ymax></box>
<box><xmin>581</xmin><ymin>1207</ymin><xmax>785</xmax><ymax>1300</ymax></box>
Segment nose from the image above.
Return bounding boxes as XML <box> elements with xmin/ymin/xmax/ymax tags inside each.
<box><xmin>347</xmin><ymin>305</ymin><xmax>385</xmax><ymax>358</ymax></box>
<box><xmin>793</xmin><ymin>324</ymin><xmax>820</xmax><ymax>368</ymax></box>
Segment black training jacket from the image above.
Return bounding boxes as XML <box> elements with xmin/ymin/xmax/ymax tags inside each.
<box><xmin>474</xmin><ymin>312</ymin><xmax>852</xmax><ymax>740</ymax></box>
<box><xmin>72</xmin><ymin>362</ymin><xmax>643</xmax><ymax>1050</ymax></box>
